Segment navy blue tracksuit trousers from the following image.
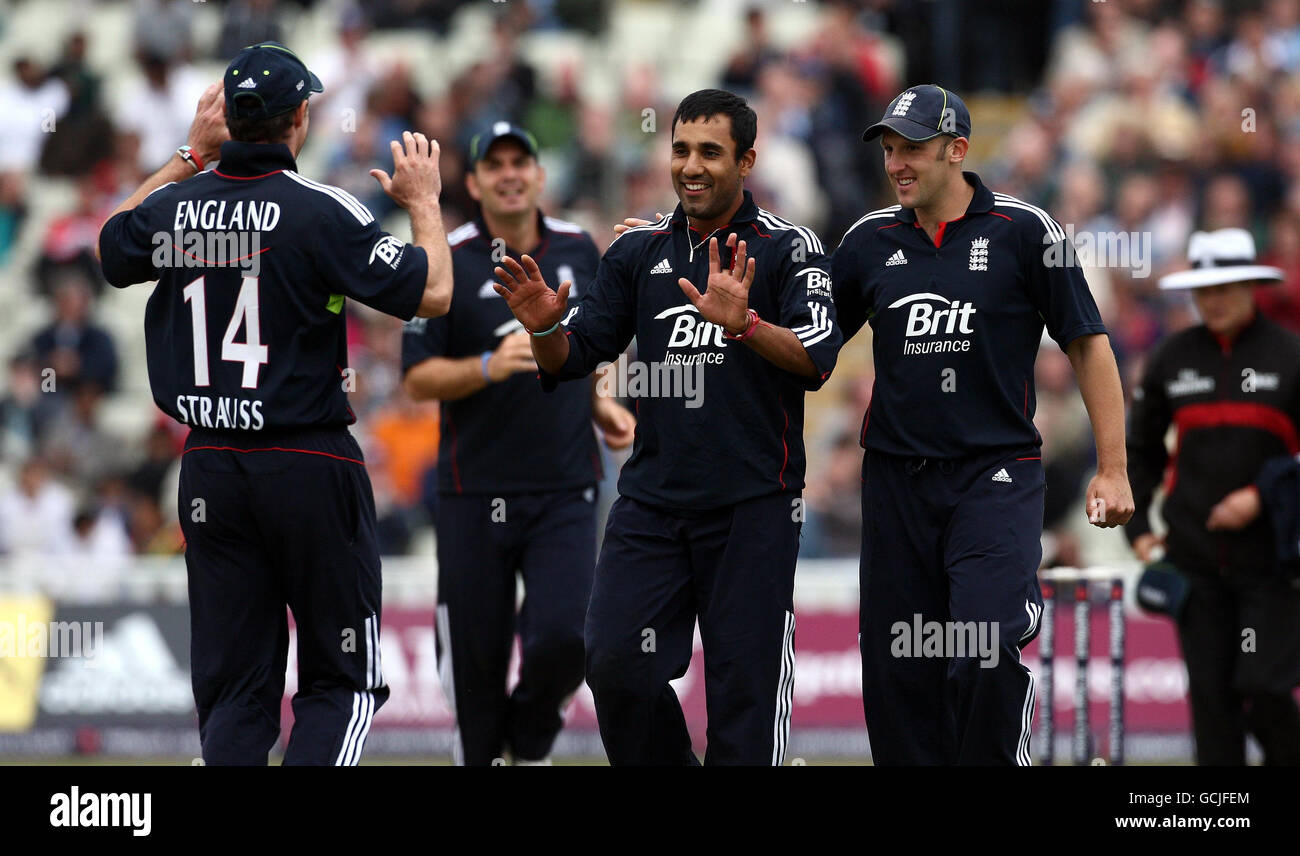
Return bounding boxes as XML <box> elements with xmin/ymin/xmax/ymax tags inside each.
<box><xmin>434</xmin><ymin>489</ymin><xmax>595</xmax><ymax>765</ymax></box>
<box><xmin>585</xmin><ymin>491</ymin><xmax>801</xmax><ymax>766</ymax></box>
<box><xmin>179</xmin><ymin>428</ymin><xmax>387</xmax><ymax>766</ymax></box>
<box><xmin>859</xmin><ymin>448</ymin><xmax>1045</xmax><ymax>765</ymax></box>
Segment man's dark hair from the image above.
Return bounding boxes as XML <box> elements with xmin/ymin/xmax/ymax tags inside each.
<box><xmin>226</xmin><ymin>108</ymin><xmax>297</xmax><ymax>144</ymax></box>
<box><xmin>671</xmin><ymin>89</ymin><xmax>757</xmax><ymax>161</ymax></box>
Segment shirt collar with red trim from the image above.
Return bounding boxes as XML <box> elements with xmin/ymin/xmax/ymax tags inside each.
<box><xmin>215</xmin><ymin>141</ymin><xmax>298</xmax><ymax>177</ymax></box>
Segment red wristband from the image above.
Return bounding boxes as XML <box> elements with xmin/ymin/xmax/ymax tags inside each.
<box><xmin>724</xmin><ymin>309</ymin><xmax>761</xmax><ymax>342</ymax></box>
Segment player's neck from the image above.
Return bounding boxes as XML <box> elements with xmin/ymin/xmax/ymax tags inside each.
<box><xmin>913</xmin><ymin>175</ymin><xmax>975</xmax><ymax>237</ymax></box>
<box><xmin>483</xmin><ymin>209</ymin><xmax>540</xmax><ymax>255</ymax></box>
<box><xmin>687</xmin><ymin>191</ymin><xmax>745</xmax><ymax>240</ymax></box>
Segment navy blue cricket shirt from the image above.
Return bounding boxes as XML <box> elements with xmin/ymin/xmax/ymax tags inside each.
<box><xmin>99</xmin><ymin>141</ymin><xmax>429</xmax><ymax>431</ymax></box>
<box><xmin>832</xmin><ymin>171</ymin><xmax>1107</xmax><ymax>458</ymax></box>
<box><xmin>545</xmin><ymin>190</ymin><xmax>842</xmax><ymax>510</ymax></box>
<box><xmin>401</xmin><ymin>212</ymin><xmax>602</xmax><ymax>495</ymax></box>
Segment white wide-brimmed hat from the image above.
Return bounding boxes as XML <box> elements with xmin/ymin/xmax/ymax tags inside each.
<box><xmin>1158</xmin><ymin>228</ymin><xmax>1285</xmax><ymax>290</ymax></box>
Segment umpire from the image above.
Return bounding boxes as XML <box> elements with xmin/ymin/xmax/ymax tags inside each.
<box><xmin>98</xmin><ymin>42</ymin><xmax>453</xmax><ymax>764</ymax></box>
<box><xmin>402</xmin><ymin>122</ymin><xmax>635</xmax><ymax>765</ymax></box>
<box><xmin>833</xmin><ymin>85</ymin><xmax>1135</xmax><ymax>765</ymax></box>
<box><xmin>494</xmin><ymin>89</ymin><xmax>842</xmax><ymax>765</ymax></box>
<box><xmin>1129</xmin><ymin>228</ymin><xmax>1300</xmax><ymax>765</ymax></box>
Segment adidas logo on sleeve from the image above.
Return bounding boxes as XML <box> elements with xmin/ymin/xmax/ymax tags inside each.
<box><xmin>991</xmin><ymin>468</ymin><xmax>1013</xmax><ymax>483</ymax></box>
<box><xmin>650</xmin><ymin>258</ymin><xmax>673</xmax><ymax>275</ymax></box>
<box><xmin>885</xmin><ymin>249</ymin><xmax>908</xmax><ymax>267</ymax></box>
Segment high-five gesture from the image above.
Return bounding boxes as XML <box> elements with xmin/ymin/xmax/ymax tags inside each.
<box><xmin>678</xmin><ymin>233</ymin><xmax>755</xmax><ymax>335</ymax></box>
<box><xmin>494</xmin><ymin>254</ymin><xmax>572</xmax><ymax>333</ymax></box>
<box><xmin>370</xmin><ymin>130</ymin><xmax>442</xmax><ymax>211</ymax></box>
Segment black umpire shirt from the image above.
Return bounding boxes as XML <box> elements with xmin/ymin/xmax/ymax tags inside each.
<box><xmin>99</xmin><ymin>141</ymin><xmax>429</xmax><ymax>432</ymax></box>
<box><xmin>545</xmin><ymin>190</ymin><xmax>842</xmax><ymax>510</ymax></box>
<box><xmin>401</xmin><ymin>212</ymin><xmax>601</xmax><ymax>495</ymax></box>
<box><xmin>1127</xmin><ymin>313</ymin><xmax>1300</xmax><ymax>576</ymax></box>
<box><xmin>832</xmin><ymin>171</ymin><xmax>1107</xmax><ymax>459</ymax></box>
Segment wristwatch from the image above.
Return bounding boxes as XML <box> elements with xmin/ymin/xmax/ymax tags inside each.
<box><xmin>176</xmin><ymin>145</ymin><xmax>205</xmax><ymax>173</ymax></box>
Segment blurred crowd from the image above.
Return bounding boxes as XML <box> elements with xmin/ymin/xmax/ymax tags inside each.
<box><xmin>1</xmin><ymin>0</ymin><xmax>1298</xmax><ymax>575</ymax></box>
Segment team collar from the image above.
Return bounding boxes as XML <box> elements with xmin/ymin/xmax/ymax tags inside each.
<box><xmin>670</xmin><ymin>189</ymin><xmax>760</xmax><ymax>232</ymax></box>
<box><xmin>215</xmin><ymin>141</ymin><xmax>298</xmax><ymax>177</ymax></box>
<box><xmin>894</xmin><ymin>171</ymin><xmax>995</xmax><ymax>224</ymax></box>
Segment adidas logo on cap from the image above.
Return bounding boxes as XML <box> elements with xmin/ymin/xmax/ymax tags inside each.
<box><xmin>991</xmin><ymin>468</ymin><xmax>1013</xmax><ymax>483</ymax></box>
<box><xmin>237</xmin><ymin>77</ymin><xmax>257</xmax><ymax>89</ymax></box>
<box><xmin>885</xmin><ymin>249</ymin><xmax>908</xmax><ymax>266</ymax></box>
<box><xmin>650</xmin><ymin>258</ymin><xmax>673</xmax><ymax>275</ymax></box>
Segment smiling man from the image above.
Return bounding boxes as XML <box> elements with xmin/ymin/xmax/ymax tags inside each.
<box><xmin>832</xmin><ymin>84</ymin><xmax>1134</xmax><ymax>765</ymax></box>
<box><xmin>401</xmin><ymin>122</ymin><xmax>634</xmax><ymax>765</ymax></box>
<box><xmin>492</xmin><ymin>89</ymin><xmax>842</xmax><ymax>765</ymax></box>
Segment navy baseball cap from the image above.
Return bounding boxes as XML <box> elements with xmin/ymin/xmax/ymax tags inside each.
<box><xmin>862</xmin><ymin>84</ymin><xmax>972</xmax><ymax>143</ymax></box>
<box><xmin>468</xmin><ymin>121</ymin><xmax>539</xmax><ymax>163</ymax></box>
<box><xmin>224</xmin><ymin>41</ymin><xmax>323</xmax><ymax>120</ymax></box>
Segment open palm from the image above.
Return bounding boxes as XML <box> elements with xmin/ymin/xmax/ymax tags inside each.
<box><xmin>493</xmin><ymin>254</ymin><xmax>572</xmax><ymax>332</ymax></box>
<box><xmin>678</xmin><ymin>234</ymin><xmax>755</xmax><ymax>334</ymax></box>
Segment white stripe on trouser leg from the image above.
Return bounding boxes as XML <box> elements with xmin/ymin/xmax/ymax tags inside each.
<box><xmin>336</xmin><ymin>693</ymin><xmax>362</xmax><ymax>765</ymax></box>
<box><xmin>436</xmin><ymin>603</ymin><xmax>464</xmax><ymax>766</ymax></box>
<box><xmin>368</xmin><ymin>613</ymin><xmax>384</xmax><ymax>687</ymax></box>
<box><xmin>771</xmin><ymin>611</ymin><xmax>796</xmax><ymax>766</ymax></box>
<box><xmin>346</xmin><ymin>691</ymin><xmax>375</xmax><ymax>765</ymax></box>
<box><xmin>1017</xmin><ymin>672</ymin><xmax>1035</xmax><ymax>766</ymax></box>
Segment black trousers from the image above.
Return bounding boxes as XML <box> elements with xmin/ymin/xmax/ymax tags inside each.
<box><xmin>1174</xmin><ymin>568</ymin><xmax>1300</xmax><ymax>765</ymax></box>
<box><xmin>584</xmin><ymin>492</ymin><xmax>801</xmax><ymax>766</ymax></box>
<box><xmin>179</xmin><ymin>428</ymin><xmax>387</xmax><ymax>766</ymax></box>
<box><xmin>434</xmin><ymin>489</ymin><xmax>595</xmax><ymax>765</ymax></box>
<box><xmin>859</xmin><ymin>448</ymin><xmax>1045</xmax><ymax>765</ymax></box>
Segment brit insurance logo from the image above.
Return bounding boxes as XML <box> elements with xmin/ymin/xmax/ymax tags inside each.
<box><xmin>797</xmin><ymin>266</ymin><xmax>831</xmax><ymax>298</ymax></box>
<box><xmin>369</xmin><ymin>235</ymin><xmax>406</xmax><ymax>270</ymax></box>
<box><xmin>890</xmin><ymin>292</ymin><xmax>977</xmax><ymax>356</ymax></box>
<box><xmin>654</xmin><ymin>304</ymin><xmax>729</xmax><ymax>365</ymax></box>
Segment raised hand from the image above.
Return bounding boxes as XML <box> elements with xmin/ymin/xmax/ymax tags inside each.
<box><xmin>493</xmin><ymin>254</ymin><xmax>572</xmax><ymax>333</ymax></box>
<box><xmin>187</xmin><ymin>82</ymin><xmax>230</xmax><ymax>165</ymax></box>
<box><xmin>678</xmin><ymin>233</ymin><xmax>755</xmax><ymax>335</ymax></box>
<box><xmin>370</xmin><ymin>131</ymin><xmax>442</xmax><ymax>211</ymax></box>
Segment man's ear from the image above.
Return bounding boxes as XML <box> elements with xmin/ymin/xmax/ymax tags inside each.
<box><xmin>738</xmin><ymin>147</ymin><xmax>756</xmax><ymax>178</ymax></box>
<box><xmin>294</xmin><ymin>99</ymin><xmax>309</xmax><ymax>128</ymax></box>
<box><xmin>948</xmin><ymin>136</ymin><xmax>969</xmax><ymax>164</ymax></box>
<box><xmin>466</xmin><ymin>170</ymin><xmax>482</xmax><ymax>202</ymax></box>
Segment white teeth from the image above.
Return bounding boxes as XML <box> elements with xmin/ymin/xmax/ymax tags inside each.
<box><xmin>685</xmin><ymin>183</ymin><xmax>707</xmax><ymax>190</ymax></box>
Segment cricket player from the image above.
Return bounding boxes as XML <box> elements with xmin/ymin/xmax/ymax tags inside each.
<box><xmin>832</xmin><ymin>85</ymin><xmax>1135</xmax><ymax>764</ymax></box>
<box><xmin>98</xmin><ymin>42</ymin><xmax>453</xmax><ymax>764</ymax></box>
<box><xmin>494</xmin><ymin>89</ymin><xmax>842</xmax><ymax>765</ymax></box>
<box><xmin>402</xmin><ymin>122</ymin><xmax>635</xmax><ymax>765</ymax></box>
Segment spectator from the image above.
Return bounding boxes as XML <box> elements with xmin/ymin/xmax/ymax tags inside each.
<box><xmin>218</xmin><ymin>0</ymin><xmax>287</xmax><ymax>62</ymax></box>
<box><xmin>0</xmin><ymin>57</ymin><xmax>69</xmax><ymax>174</ymax></box>
<box><xmin>0</xmin><ymin>457</ymin><xmax>75</xmax><ymax>556</ymax></box>
<box><xmin>31</xmin><ymin>274</ymin><xmax>120</xmax><ymax>394</ymax></box>
<box><xmin>41</xmin><ymin>380</ymin><xmax>131</xmax><ymax>486</ymax></box>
